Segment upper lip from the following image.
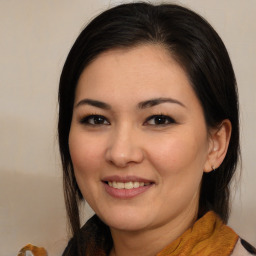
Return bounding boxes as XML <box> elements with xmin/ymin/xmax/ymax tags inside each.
<box><xmin>102</xmin><ymin>175</ymin><xmax>154</xmax><ymax>183</ymax></box>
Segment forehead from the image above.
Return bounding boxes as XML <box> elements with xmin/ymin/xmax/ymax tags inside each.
<box><xmin>75</xmin><ymin>44</ymin><xmax>196</xmax><ymax>107</ymax></box>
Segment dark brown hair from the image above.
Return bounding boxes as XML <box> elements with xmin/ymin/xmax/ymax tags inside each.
<box><xmin>58</xmin><ymin>2</ymin><xmax>240</xmax><ymax>255</ymax></box>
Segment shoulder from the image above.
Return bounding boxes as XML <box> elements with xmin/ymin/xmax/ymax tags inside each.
<box><xmin>231</xmin><ymin>238</ymin><xmax>256</xmax><ymax>255</ymax></box>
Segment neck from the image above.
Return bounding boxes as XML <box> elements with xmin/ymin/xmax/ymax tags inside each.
<box><xmin>109</xmin><ymin>205</ymin><xmax>198</xmax><ymax>256</ymax></box>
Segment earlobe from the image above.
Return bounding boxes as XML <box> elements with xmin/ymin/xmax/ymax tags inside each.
<box><xmin>204</xmin><ymin>119</ymin><xmax>232</xmax><ymax>173</ymax></box>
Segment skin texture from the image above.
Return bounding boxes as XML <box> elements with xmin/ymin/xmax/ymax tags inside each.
<box><xmin>68</xmin><ymin>44</ymin><xmax>231</xmax><ymax>256</ymax></box>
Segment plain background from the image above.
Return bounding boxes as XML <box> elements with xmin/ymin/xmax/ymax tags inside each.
<box><xmin>0</xmin><ymin>0</ymin><xmax>255</xmax><ymax>255</ymax></box>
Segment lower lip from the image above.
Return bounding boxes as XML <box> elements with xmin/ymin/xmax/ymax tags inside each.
<box><xmin>103</xmin><ymin>182</ymin><xmax>153</xmax><ymax>199</ymax></box>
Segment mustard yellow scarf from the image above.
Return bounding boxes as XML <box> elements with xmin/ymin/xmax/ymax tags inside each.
<box><xmin>18</xmin><ymin>211</ymin><xmax>238</xmax><ymax>256</ymax></box>
<box><xmin>157</xmin><ymin>211</ymin><xmax>238</xmax><ymax>256</ymax></box>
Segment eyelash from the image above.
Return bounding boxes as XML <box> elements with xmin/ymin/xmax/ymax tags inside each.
<box><xmin>79</xmin><ymin>114</ymin><xmax>110</xmax><ymax>126</ymax></box>
<box><xmin>79</xmin><ymin>114</ymin><xmax>176</xmax><ymax>126</ymax></box>
<box><xmin>144</xmin><ymin>114</ymin><xmax>176</xmax><ymax>126</ymax></box>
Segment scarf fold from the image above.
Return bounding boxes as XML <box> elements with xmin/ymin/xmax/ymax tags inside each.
<box><xmin>157</xmin><ymin>211</ymin><xmax>238</xmax><ymax>256</ymax></box>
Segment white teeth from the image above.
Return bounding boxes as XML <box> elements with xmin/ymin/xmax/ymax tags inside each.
<box><xmin>108</xmin><ymin>181</ymin><xmax>150</xmax><ymax>189</ymax></box>
<box><xmin>124</xmin><ymin>181</ymin><xmax>133</xmax><ymax>189</ymax></box>
<box><xmin>134</xmin><ymin>181</ymin><xmax>140</xmax><ymax>188</ymax></box>
<box><xmin>117</xmin><ymin>182</ymin><xmax>125</xmax><ymax>189</ymax></box>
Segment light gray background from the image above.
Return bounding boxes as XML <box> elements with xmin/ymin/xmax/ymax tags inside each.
<box><xmin>0</xmin><ymin>1</ymin><xmax>255</xmax><ymax>255</ymax></box>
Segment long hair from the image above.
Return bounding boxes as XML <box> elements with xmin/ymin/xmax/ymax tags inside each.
<box><xmin>58</xmin><ymin>2</ymin><xmax>240</xmax><ymax>254</ymax></box>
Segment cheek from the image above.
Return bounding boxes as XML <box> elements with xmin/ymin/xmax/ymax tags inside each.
<box><xmin>147</xmin><ymin>131</ymin><xmax>208</xmax><ymax>177</ymax></box>
<box><xmin>68</xmin><ymin>131</ymin><xmax>106</xmax><ymax>205</ymax></box>
<box><xmin>68</xmin><ymin>130</ymin><xmax>104</xmax><ymax>179</ymax></box>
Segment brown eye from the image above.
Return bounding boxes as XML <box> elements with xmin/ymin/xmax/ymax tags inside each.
<box><xmin>144</xmin><ymin>115</ymin><xmax>175</xmax><ymax>126</ymax></box>
<box><xmin>80</xmin><ymin>115</ymin><xmax>110</xmax><ymax>125</ymax></box>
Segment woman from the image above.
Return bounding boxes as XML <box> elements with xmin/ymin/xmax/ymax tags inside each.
<box><xmin>58</xmin><ymin>2</ymin><xmax>255</xmax><ymax>256</ymax></box>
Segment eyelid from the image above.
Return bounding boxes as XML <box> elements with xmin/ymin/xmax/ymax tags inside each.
<box><xmin>144</xmin><ymin>114</ymin><xmax>176</xmax><ymax>126</ymax></box>
<box><xmin>79</xmin><ymin>114</ymin><xmax>110</xmax><ymax>125</ymax></box>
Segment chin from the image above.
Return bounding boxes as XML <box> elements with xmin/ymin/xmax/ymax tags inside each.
<box><xmin>99</xmin><ymin>210</ymin><xmax>150</xmax><ymax>232</ymax></box>
<box><xmin>109</xmin><ymin>220</ymin><xmax>148</xmax><ymax>232</ymax></box>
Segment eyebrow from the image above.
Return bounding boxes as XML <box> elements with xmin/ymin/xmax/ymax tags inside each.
<box><xmin>75</xmin><ymin>99</ymin><xmax>111</xmax><ymax>110</ymax></box>
<box><xmin>75</xmin><ymin>97</ymin><xmax>186</xmax><ymax>110</ymax></box>
<box><xmin>138</xmin><ymin>97</ymin><xmax>186</xmax><ymax>109</ymax></box>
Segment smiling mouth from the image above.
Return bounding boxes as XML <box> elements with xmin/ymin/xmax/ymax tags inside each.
<box><xmin>107</xmin><ymin>181</ymin><xmax>152</xmax><ymax>189</ymax></box>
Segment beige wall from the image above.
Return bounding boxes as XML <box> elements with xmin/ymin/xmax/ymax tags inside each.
<box><xmin>0</xmin><ymin>0</ymin><xmax>255</xmax><ymax>255</ymax></box>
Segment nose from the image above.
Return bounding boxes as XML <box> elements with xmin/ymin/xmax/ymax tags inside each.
<box><xmin>105</xmin><ymin>126</ymin><xmax>144</xmax><ymax>168</ymax></box>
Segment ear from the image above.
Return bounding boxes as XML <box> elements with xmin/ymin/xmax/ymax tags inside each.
<box><xmin>204</xmin><ymin>119</ymin><xmax>232</xmax><ymax>173</ymax></box>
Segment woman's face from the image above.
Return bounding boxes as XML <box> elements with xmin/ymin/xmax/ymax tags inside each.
<box><xmin>69</xmin><ymin>44</ymin><xmax>212</xmax><ymax>232</ymax></box>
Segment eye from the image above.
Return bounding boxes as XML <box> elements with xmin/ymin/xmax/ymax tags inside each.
<box><xmin>144</xmin><ymin>115</ymin><xmax>176</xmax><ymax>126</ymax></box>
<box><xmin>80</xmin><ymin>115</ymin><xmax>110</xmax><ymax>125</ymax></box>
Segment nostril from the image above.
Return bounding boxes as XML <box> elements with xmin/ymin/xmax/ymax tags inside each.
<box><xmin>105</xmin><ymin>148</ymin><xmax>144</xmax><ymax>168</ymax></box>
